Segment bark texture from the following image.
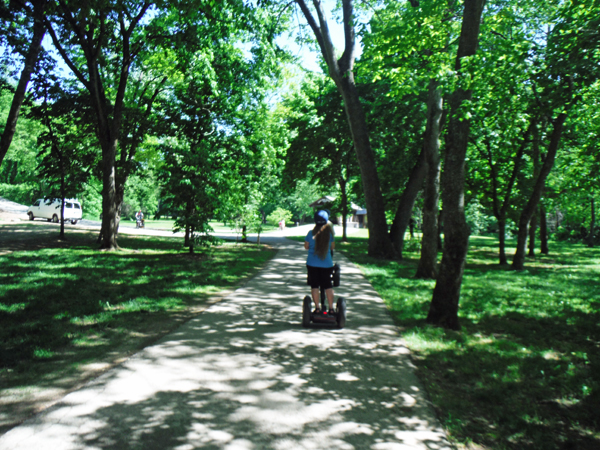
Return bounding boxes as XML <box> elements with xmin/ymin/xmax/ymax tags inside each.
<box><xmin>339</xmin><ymin>177</ymin><xmax>349</xmax><ymax>241</ymax></box>
<box><xmin>389</xmin><ymin>148</ymin><xmax>426</xmax><ymax>259</ymax></box>
<box><xmin>540</xmin><ymin>203</ymin><xmax>549</xmax><ymax>254</ymax></box>
<box><xmin>415</xmin><ymin>80</ymin><xmax>443</xmax><ymax>278</ymax></box>
<box><xmin>513</xmin><ymin>113</ymin><xmax>567</xmax><ymax>270</ymax></box>
<box><xmin>426</xmin><ymin>0</ymin><xmax>486</xmax><ymax>330</ymax></box>
<box><xmin>528</xmin><ymin>212</ymin><xmax>537</xmax><ymax>257</ymax></box>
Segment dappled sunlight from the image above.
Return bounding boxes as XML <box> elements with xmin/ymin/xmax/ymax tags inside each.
<box><xmin>334</xmin><ymin>235</ymin><xmax>600</xmax><ymax>448</ymax></box>
<box><xmin>0</xmin><ymin>239</ymin><xmax>450</xmax><ymax>449</ymax></box>
<box><xmin>0</xmin><ymin>231</ymin><xmax>277</xmax><ymax>435</ymax></box>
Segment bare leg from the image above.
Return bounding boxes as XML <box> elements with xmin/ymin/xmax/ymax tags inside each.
<box><xmin>311</xmin><ymin>288</ymin><xmax>320</xmax><ymax>310</ymax></box>
<box><xmin>325</xmin><ymin>288</ymin><xmax>334</xmax><ymax>311</ymax></box>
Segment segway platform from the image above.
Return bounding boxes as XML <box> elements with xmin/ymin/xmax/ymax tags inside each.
<box><xmin>302</xmin><ymin>296</ymin><xmax>346</xmax><ymax>328</ymax></box>
<box><xmin>302</xmin><ymin>263</ymin><xmax>346</xmax><ymax>329</ymax></box>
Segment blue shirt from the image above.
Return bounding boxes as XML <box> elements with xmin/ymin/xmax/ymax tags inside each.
<box><xmin>305</xmin><ymin>229</ymin><xmax>334</xmax><ymax>268</ymax></box>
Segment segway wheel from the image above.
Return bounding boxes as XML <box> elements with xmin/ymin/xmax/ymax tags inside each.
<box><xmin>336</xmin><ymin>297</ymin><xmax>347</xmax><ymax>329</ymax></box>
<box><xmin>302</xmin><ymin>295</ymin><xmax>312</xmax><ymax>328</ymax></box>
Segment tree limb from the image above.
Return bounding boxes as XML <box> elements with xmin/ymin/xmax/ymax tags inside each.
<box><xmin>44</xmin><ymin>19</ymin><xmax>90</xmax><ymax>90</ymax></box>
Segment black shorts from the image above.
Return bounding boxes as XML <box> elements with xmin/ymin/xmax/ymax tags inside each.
<box><xmin>306</xmin><ymin>265</ymin><xmax>334</xmax><ymax>290</ymax></box>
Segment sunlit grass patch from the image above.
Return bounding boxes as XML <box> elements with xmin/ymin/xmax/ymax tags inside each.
<box><xmin>0</xmin><ymin>230</ymin><xmax>276</xmax><ymax>433</ymax></box>
<box><xmin>340</xmin><ymin>234</ymin><xmax>600</xmax><ymax>450</ymax></box>
<box><xmin>0</xmin><ymin>303</ymin><xmax>27</xmax><ymax>313</ymax></box>
<box><xmin>33</xmin><ymin>348</ymin><xmax>54</xmax><ymax>359</ymax></box>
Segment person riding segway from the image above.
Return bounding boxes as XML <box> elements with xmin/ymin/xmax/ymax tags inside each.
<box><xmin>302</xmin><ymin>210</ymin><xmax>346</xmax><ymax>328</ymax></box>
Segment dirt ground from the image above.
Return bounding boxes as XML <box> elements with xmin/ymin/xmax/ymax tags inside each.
<box><xmin>0</xmin><ymin>210</ymin><xmax>25</xmax><ymax>222</ymax></box>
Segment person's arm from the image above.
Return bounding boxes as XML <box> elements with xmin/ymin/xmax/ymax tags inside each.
<box><xmin>304</xmin><ymin>241</ymin><xmax>309</xmax><ymax>250</ymax></box>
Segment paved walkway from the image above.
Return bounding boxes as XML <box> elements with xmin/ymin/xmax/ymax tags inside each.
<box><xmin>0</xmin><ymin>237</ymin><xmax>451</xmax><ymax>450</ymax></box>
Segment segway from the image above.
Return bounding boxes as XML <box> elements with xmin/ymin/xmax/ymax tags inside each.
<box><xmin>302</xmin><ymin>263</ymin><xmax>346</xmax><ymax>329</ymax></box>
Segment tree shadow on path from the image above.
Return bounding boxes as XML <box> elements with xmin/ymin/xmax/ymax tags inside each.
<box><xmin>0</xmin><ymin>240</ymin><xmax>451</xmax><ymax>450</ymax></box>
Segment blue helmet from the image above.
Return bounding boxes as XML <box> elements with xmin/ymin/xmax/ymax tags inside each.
<box><xmin>314</xmin><ymin>210</ymin><xmax>329</xmax><ymax>225</ymax></box>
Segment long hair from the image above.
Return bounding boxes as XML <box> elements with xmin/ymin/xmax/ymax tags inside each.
<box><xmin>313</xmin><ymin>222</ymin><xmax>333</xmax><ymax>260</ymax></box>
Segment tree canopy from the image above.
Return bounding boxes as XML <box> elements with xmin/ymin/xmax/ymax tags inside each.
<box><xmin>1</xmin><ymin>0</ymin><xmax>599</xmax><ymax>329</ymax></box>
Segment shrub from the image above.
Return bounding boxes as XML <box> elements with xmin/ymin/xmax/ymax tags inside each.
<box><xmin>465</xmin><ymin>200</ymin><xmax>495</xmax><ymax>235</ymax></box>
<box><xmin>266</xmin><ymin>207</ymin><xmax>293</xmax><ymax>227</ymax></box>
<box><xmin>0</xmin><ymin>183</ymin><xmax>38</xmax><ymax>205</ymax></box>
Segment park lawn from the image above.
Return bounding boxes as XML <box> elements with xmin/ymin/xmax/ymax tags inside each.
<box><xmin>117</xmin><ymin>219</ymin><xmax>282</xmax><ymax>234</ymax></box>
<box><xmin>339</xmin><ymin>235</ymin><xmax>600</xmax><ymax>450</ymax></box>
<box><xmin>119</xmin><ymin>218</ymin><xmax>176</xmax><ymax>229</ymax></box>
<box><xmin>0</xmin><ymin>226</ymin><xmax>276</xmax><ymax>435</ymax></box>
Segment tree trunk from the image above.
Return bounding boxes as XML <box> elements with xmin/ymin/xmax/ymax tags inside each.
<box><xmin>296</xmin><ymin>0</ymin><xmax>392</xmax><ymax>258</ymax></box>
<box><xmin>528</xmin><ymin>211</ymin><xmax>537</xmax><ymax>257</ymax></box>
<box><xmin>437</xmin><ymin>210</ymin><xmax>444</xmax><ymax>251</ymax></box>
<box><xmin>498</xmin><ymin>216</ymin><xmax>507</xmax><ymax>265</ymax></box>
<box><xmin>59</xmin><ymin>175</ymin><xmax>65</xmax><ymax>240</ymax></box>
<box><xmin>415</xmin><ymin>79</ymin><xmax>443</xmax><ymax>279</ymax></box>
<box><xmin>586</xmin><ymin>197</ymin><xmax>595</xmax><ymax>248</ymax></box>
<box><xmin>540</xmin><ymin>203</ymin><xmax>549</xmax><ymax>254</ymax></box>
<box><xmin>513</xmin><ymin>113</ymin><xmax>567</xmax><ymax>270</ymax></box>
<box><xmin>527</xmin><ymin>121</ymin><xmax>542</xmax><ymax>258</ymax></box>
<box><xmin>337</xmin><ymin>77</ymin><xmax>392</xmax><ymax>257</ymax></box>
<box><xmin>184</xmin><ymin>201</ymin><xmax>192</xmax><ymax>247</ymax></box>
<box><xmin>489</xmin><ymin>119</ymin><xmax>536</xmax><ymax>264</ymax></box>
<box><xmin>426</xmin><ymin>0</ymin><xmax>486</xmax><ymax>330</ymax></box>
<box><xmin>339</xmin><ymin>176</ymin><xmax>348</xmax><ymax>242</ymax></box>
<box><xmin>115</xmin><ymin>183</ymin><xmax>127</xmax><ymax>238</ymax></box>
<box><xmin>189</xmin><ymin>225</ymin><xmax>195</xmax><ymax>254</ymax></box>
<box><xmin>99</xmin><ymin>137</ymin><xmax>119</xmax><ymax>250</ymax></box>
<box><xmin>389</xmin><ymin>148</ymin><xmax>426</xmax><ymax>259</ymax></box>
<box><xmin>0</xmin><ymin>0</ymin><xmax>46</xmax><ymax>168</ymax></box>
<box><xmin>112</xmin><ymin>79</ymin><xmax>164</xmax><ymax>239</ymax></box>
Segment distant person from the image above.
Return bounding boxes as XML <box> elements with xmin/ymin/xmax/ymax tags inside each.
<box><xmin>136</xmin><ymin>210</ymin><xmax>144</xmax><ymax>227</ymax></box>
<box><xmin>304</xmin><ymin>210</ymin><xmax>335</xmax><ymax>313</ymax></box>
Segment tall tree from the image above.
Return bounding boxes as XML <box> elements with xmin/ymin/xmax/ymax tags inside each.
<box><xmin>513</xmin><ymin>0</ymin><xmax>600</xmax><ymax>269</ymax></box>
<box><xmin>359</xmin><ymin>0</ymin><xmax>458</xmax><ymax>262</ymax></box>
<box><xmin>472</xmin><ymin>119</ymin><xmax>536</xmax><ymax>265</ymax></box>
<box><xmin>157</xmin><ymin>14</ymin><xmax>284</xmax><ymax>249</ymax></box>
<box><xmin>45</xmin><ymin>0</ymin><xmax>153</xmax><ymax>249</ymax></box>
<box><xmin>31</xmin><ymin>82</ymin><xmax>94</xmax><ymax>239</ymax></box>
<box><xmin>426</xmin><ymin>0</ymin><xmax>487</xmax><ymax>330</ymax></box>
<box><xmin>415</xmin><ymin>79</ymin><xmax>443</xmax><ymax>278</ymax></box>
<box><xmin>295</xmin><ymin>0</ymin><xmax>393</xmax><ymax>257</ymax></box>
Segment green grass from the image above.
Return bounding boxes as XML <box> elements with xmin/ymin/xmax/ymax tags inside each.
<box><xmin>339</xmin><ymin>235</ymin><xmax>600</xmax><ymax>450</ymax></box>
<box><xmin>119</xmin><ymin>218</ymin><xmax>176</xmax><ymax>229</ymax></box>
<box><xmin>0</xmin><ymin>227</ymin><xmax>275</xmax><ymax>433</ymax></box>
<box><xmin>115</xmin><ymin>219</ymin><xmax>282</xmax><ymax>234</ymax></box>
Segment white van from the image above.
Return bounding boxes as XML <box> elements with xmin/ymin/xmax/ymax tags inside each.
<box><xmin>27</xmin><ymin>198</ymin><xmax>83</xmax><ymax>225</ymax></box>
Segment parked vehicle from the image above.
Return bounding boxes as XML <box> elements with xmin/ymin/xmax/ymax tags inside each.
<box><xmin>27</xmin><ymin>198</ymin><xmax>83</xmax><ymax>225</ymax></box>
